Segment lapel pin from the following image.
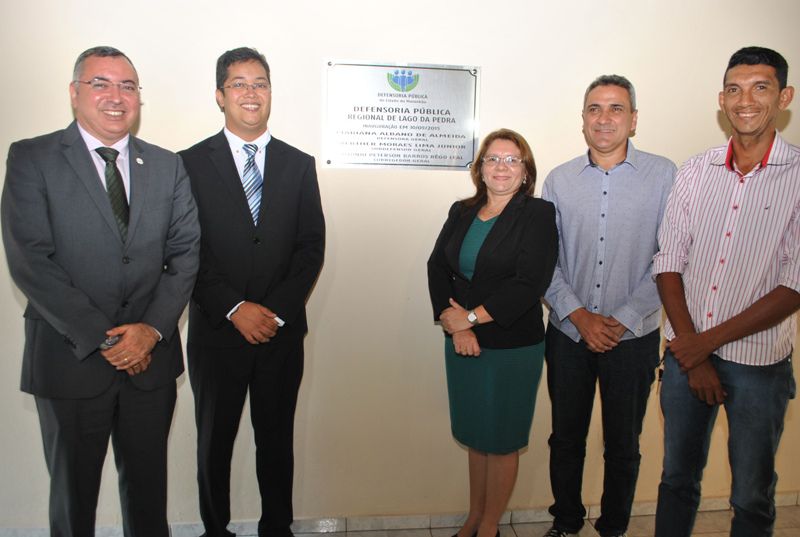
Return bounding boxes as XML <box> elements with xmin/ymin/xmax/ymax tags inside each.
<box><xmin>136</xmin><ymin>157</ymin><xmax>144</xmax><ymax>165</ymax></box>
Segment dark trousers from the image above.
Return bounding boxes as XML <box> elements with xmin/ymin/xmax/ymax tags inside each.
<box><xmin>189</xmin><ymin>330</ymin><xmax>304</xmax><ymax>537</ymax></box>
<box><xmin>35</xmin><ymin>374</ymin><xmax>176</xmax><ymax>537</ymax></box>
<box><xmin>545</xmin><ymin>326</ymin><xmax>660</xmax><ymax>537</ymax></box>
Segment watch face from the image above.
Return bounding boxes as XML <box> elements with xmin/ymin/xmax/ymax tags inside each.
<box><xmin>468</xmin><ymin>311</ymin><xmax>477</xmax><ymax>323</ymax></box>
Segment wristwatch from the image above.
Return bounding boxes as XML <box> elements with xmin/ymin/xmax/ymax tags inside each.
<box><xmin>467</xmin><ymin>310</ymin><xmax>479</xmax><ymax>325</ymax></box>
<box><xmin>99</xmin><ymin>335</ymin><xmax>120</xmax><ymax>351</ymax></box>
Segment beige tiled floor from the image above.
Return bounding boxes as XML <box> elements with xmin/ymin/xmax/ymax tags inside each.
<box><xmin>623</xmin><ymin>505</ymin><xmax>800</xmax><ymax>536</ymax></box>
<box><xmin>293</xmin><ymin>505</ymin><xmax>800</xmax><ymax>537</ymax></box>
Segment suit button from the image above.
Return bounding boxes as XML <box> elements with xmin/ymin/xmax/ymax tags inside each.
<box><xmin>122</xmin><ymin>256</ymin><xmax>131</xmax><ymax>264</ymax></box>
<box><xmin>121</xmin><ymin>300</ymin><xmax>129</xmax><ymax>308</ymax></box>
<box><xmin>253</xmin><ymin>237</ymin><xmax>261</xmax><ymax>244</ymax></box>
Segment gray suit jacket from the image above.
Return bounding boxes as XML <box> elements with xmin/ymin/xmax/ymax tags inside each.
<box><xmin>2</xmin><ymin>121</ymin><xmax>200</xmax><ymax>398</ymax></box>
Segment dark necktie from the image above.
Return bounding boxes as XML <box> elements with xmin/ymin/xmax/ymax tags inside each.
<box><xmin>242</xmin><ymin>144</ymin><xmax>263</xmax><ymax>224</ymax></box>
<box><xmin>95</xmin><ymin>147</ymin><xmax>129</xmax><ymax>241</ymax></box>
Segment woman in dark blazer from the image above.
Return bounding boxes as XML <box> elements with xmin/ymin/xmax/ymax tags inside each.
<box><xmin>428</xmin><ymin>128</ymin><xmax>558</xmax><ymax>537</ymax></box>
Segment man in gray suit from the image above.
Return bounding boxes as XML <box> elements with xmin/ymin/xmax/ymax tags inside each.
<box><xmin>1</xmin><ymin>46</ymin><xmax>200</xmax><ymax>536</ymax></box>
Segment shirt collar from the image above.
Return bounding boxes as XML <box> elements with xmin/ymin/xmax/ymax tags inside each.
<box><xmin>77</xmin><ymin>122</ymin><xmax>129</xmax><ymax>154</ymax></box>
<box><xmin>723</xmin><ymin>132</ymin><xmax>775</xmax><ymax>173</ymax></box>
<box><xmin>223</xmin><ymin>127</ymin><xmax>271</xmax><ymax>151</ymax></box>
<box><xmin>714</xmin><ymin>130</ymin><xmax>790</xmax><ymax>171</ymax></box>
<box><xmin>581</xmin><ymin>140</ymin><xmax>638</xmax><ymax>173</ymax></box>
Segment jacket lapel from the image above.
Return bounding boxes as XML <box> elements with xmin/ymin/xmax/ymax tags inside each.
<box><xmin>444</xmin><ymin>202</ymin><xmax>480</xmax><ymax>278</ymax></box>
<box><xmin>125</xmin><ymin>137</ymin><xmax>148</xmax><ymax>246</ymax></box>
<box><xmin>258</xmin><ymin>138</ymin><xmax>284</xmax><ymax>228</ymax></box>
<box><xmin>474</xmin><ymin>192</ymin><xmax>526</xmax><ymax>274</ymax></box>
<box><xmin>60</xmin><ymin>122</ymin><xmax>125</xmax><ymax>244</ymax></box>
<box><xmin>208</xmin><ymin>130</ymin><xmax>257</xmax><ymax>229</ymax></box>
<box><xmin>444</xmin><ymin>192</ymin><xmax>527</xmax><ymax>279</ymax></box>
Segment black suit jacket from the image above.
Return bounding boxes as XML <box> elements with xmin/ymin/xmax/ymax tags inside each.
<box><xmin>427</xmin><ymin>192</ymin><xmax>558</xmax><ymax>349</ymax></box>
<box><xmin>179</xmin><ymin>131</ymin><xmax>325</xmax><ymax>348</ymax></box>
<box><xmin>1</xmin><ymin>122</ymin><xmax>201</xmax><ymax>398</ymax></box>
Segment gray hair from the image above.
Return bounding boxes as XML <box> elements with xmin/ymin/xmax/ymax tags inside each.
<box><xmin>72</xmin><ymin>46</ymin><xmax>136</xmax><ymax>81</ymax></box>
<box><xmin>584</xmin><ymin>74</ymin><xmax>636</xmax><ymax>111</ymax></box>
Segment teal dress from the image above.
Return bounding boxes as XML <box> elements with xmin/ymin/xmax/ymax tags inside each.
<box><xmin>444</xmin><ymin>216</ymin><xmax>545</xmax><ymax>454</ymax></box>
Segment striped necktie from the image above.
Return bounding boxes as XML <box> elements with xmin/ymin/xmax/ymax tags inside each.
<box><xmin>242</xmin><ymin>144</ymin><xmax>263</xmax><ymax>224</ymax></box>
<box><xmin>95</xmin><ymin>147</ymin><xmax>129</xmax><ymax>240</ymax></box>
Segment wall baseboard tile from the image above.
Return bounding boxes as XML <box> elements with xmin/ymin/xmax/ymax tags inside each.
<box><xmin>2</xmin><ymin>493</ymin><xmax>798</xmax><ymax>537</ymax></box>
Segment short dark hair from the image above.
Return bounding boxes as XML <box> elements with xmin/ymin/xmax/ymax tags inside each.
<box><xmin>465</xmin><ymin>128</ymin><xmax>537</xmax><ymax>207</ymax></box>
<box><xmin>726</xmin><ymin>46</ymin><xmax>788</xmax><ymax>89</ymax></box>
<box><xmin>72</xmin><ymin>46</ymin><xmax>136</xmax><ymax>81</ymax></box>
<box><xmin>584</xmin><ymin>74</ymin><xmax>636</xmax><ymax>110</ymax></box>
<box><xmin>216</xmin><ymin>47</ymin><xmax>271</xmax><ymax>89</ymax></box>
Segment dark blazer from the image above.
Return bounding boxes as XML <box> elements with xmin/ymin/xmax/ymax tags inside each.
<box><xmin>1</xmin><ymin>121</ymin><xmax>201</xmax><ymax>398</ymax></box>
<box><xmin>427</xmin><ymin>192</ymin><xmax>558</xmax><ymax>349</ymax></box>
<box><xmin>179</xmin><ymin>131</ymin><xmax>325</xmax><ymax>347</ymax></box>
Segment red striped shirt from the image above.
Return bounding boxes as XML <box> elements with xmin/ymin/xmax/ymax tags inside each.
<box><xmin>654</xmin><ymin>133</ymin><xmax>800</xmax><ymax>365</ymax></box>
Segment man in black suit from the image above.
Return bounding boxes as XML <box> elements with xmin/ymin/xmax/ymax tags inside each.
<box><xmin>1</xmin><ymin>46</ymin><xmax>200</xmax><ymax>536</ymax></box>
<box><xmin>180</xmin><ymin>47</ymin><xmax>325</xmax><ymax>537</ymax></box>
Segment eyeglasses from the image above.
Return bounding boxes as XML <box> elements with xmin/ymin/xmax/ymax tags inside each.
<box><xmin>74</xmin><ymin>78</ymin><xmax>141</xmax><ymax>94</ymax></box>
<box><xmin>482</xmin><ymin>155</ymin><xmax>523</xmax><ymax>167</ymax></box>
<box><xmin>221</xmin><ymin>82</ymin><xmax>272</xmax><ymax>92</ymax></box>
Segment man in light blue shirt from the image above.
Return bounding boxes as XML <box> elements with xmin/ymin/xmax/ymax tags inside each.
<box><xmin>540</xmin><ymin>75</ymin><xmax>676</xmax><ymax>537</ymax></box>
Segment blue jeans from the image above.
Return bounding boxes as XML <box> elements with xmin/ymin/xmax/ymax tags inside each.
<box><xmin>655</xmin><ymin>351</ymin><xmax>796</xmax><ymax>537</ymax></box>
<box><xmin>545</xmin><ymin>327</ymin><xmax>660</xmax><ymax>537</ymax></box>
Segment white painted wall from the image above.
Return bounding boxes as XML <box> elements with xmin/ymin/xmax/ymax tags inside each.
<box><xmin>0</xmin><ymin>0</ymin><xmax>798</xmax><ymax>529</ymax></box>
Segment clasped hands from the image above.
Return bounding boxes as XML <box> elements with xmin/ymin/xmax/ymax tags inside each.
<box><xmin>231</xmin><ymin>301</ymin><xmax>280</xmax><ymax>345</ymax></box>
<box><xmin>570</xmin><ymin>308</ymin><xmax>726</xmax><ymax>404</ymax></box>
<box><xmin>100</xmin><ymin>323</ymin><xmax>160</xmax><ymax>376</ymax></box>
<box><xmin>569</xmin><ymin>308</ymin><xmax>626</xmax><ymax>353</ymax></box>
<box><xmin>440</xmin><ymin>298</ymin><xmax>480</xmax><ymax>357</ymax></box>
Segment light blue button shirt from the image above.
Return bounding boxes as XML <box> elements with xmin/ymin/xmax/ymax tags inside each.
<box><xmin>542</xmin><ymin>142</ymin><xmax>676</xmax><ymax>342</ymax></box>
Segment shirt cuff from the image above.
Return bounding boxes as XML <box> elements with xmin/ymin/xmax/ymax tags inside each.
<box><xmin>652</xmin><ymin>253</ymin><xmax>685</xmax><ymax>277</ymax></box>
<box><xmin>226</xmin><ymin>301</ymin><xmax>286</xmax><ymax>327</ymax></box>
<box><xmin>777</xmin><ymin>276</ymin><xmax>800</xmax><ymax>294</ymax></box>
<box><xmin>135</xmin><ymin>324</ymin><xmax>162</xmax><ymax>342</ymax></box>
<box><xmin>610</xmin><ymin>305</ymin><xmax>642</xmax><ymax>337</ymax></box>
<box><xmin>554</xmin><ymin>295</ymin><xmax>584</xmax><ymax>322</ymax></box>
<box><xmin>226</xmin><ymin>301</ymin><xmax>245</xmax><ymax>321</ymax></box>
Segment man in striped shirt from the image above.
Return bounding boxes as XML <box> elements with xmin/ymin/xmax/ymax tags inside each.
<box><xmin>654</xmin><ymin>46</ymin><xmax>799</xmax><ymax>537</ymax></box>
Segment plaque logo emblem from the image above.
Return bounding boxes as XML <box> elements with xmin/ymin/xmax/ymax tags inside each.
<box><xmin>387</xmin><ymin>69</ymin><xmax>419</xmax><ymax>92</ymax></box>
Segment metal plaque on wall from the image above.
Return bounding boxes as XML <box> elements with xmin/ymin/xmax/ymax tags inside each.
<box><xmin>323</xmin><ymin>61</ymin><xmax>480</xmax><ymax>169</ymax></box>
